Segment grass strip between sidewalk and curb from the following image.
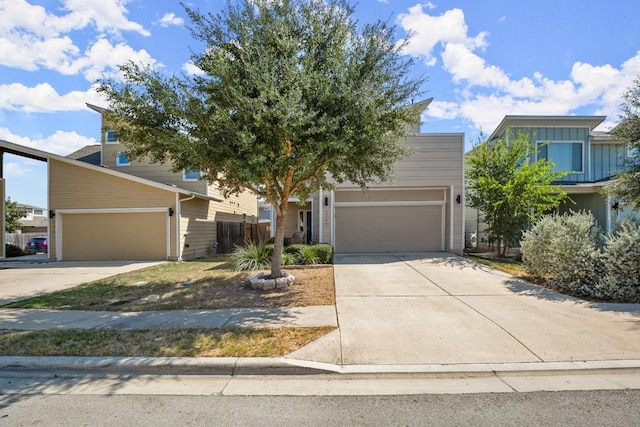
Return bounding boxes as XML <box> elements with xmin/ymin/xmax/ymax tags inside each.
<box><xmin>0</xmin><ymin>327</ymin><xmax>336</xmax><ymax>357</ymax></box>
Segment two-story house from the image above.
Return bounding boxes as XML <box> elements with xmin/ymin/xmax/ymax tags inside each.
<box><xmin>466</xmin><ymin>115</ymin><xmax>637</xmax><ymax>248</ymax></box>
<box><xmin>0</xmin><ymin>104</ymin><xmax>257</xmax><ymax>261</ymax></box>
<box><xmin>263</xmin><ymin>99</ymin><xmax>466</xmax><ymax>254</ymax></box>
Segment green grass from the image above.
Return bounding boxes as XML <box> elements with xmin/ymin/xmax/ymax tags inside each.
<box><xmin>0</xmin><ymin>327</ymin><xmax>336</xmax><ymax>357</ymax></box>
<box><xmin>466</xmin><ymin>254</ymin><xmax>528</xmax><ymax>277</ymax></box>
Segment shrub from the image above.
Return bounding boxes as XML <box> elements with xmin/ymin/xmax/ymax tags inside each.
<box><xmin>598</xmin><ymin>219</ymin><xmax>640</xmax><ymax>302</ymax></box>
<box><xmin>297</xmin><ymin>245</ymin><xmax>320</xmax><ymax>265</ymax></box>
<box><xmin>230</xmin><ymin>242</ymin><xmax>271</xmax><ymax>271</ymax></box>
<box><xmin>521</xmin><ymin>211</ymin><xmax>603</xmax><ymax>296</ymax></box>
<box><xmin>5</xmin><ymin>243</ymin><xmax>25</xmax><ymax>258</ymax></box>
<box><xmin>284</xmin><ymin>244</ymin><xmax>307</xmax><ymax>257</ymax></box>
<box><xmin>281</xmin><ymin>252</ymin><xmax>298</xmax><ymax>265</ymax></box>
<box><xmin>312</xmin><ymin>243</ymin><xmax>334</xmax><ymax>264</ymax></box>
<box><xmin>264</xmin><ymin>236</ymin><xmax>292</xmax><ymax>246</ymax></box>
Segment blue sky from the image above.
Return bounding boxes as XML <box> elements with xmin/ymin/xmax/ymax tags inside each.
<box><xmin>2</xmin><ymin>0</ymin><xmax>639</xmax><ymax>209</ymax></box>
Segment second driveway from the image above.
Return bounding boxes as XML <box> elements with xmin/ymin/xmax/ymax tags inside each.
<box><xmin>287</xmin><ymin>253</ymin><xmax>640</xmax><ymax>366</ymax></box>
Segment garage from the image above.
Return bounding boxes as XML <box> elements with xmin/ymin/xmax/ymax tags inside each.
<box><xmin>333</xmin><ymin>189</ymin><xmax>446</xmax><ymax>253</ymax></box>
<box><xmin>58</xmin><ymin>210</ymin><xmax>169</xmax><ymax>261</ymax></box>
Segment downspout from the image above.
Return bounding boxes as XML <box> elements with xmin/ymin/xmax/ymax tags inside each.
<box><xmin>177</xmin><ymin>194</ymin><xmax>196</xmax><ymax>261</ymax></box>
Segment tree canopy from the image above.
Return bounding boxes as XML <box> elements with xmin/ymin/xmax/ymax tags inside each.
<box><xmin>5</xmin><ymin>198</ymin><xmax>25</xmax><ymax>233</ymax></box>
<box><xmin>466</xmin><ymin>133</ymin><xmax>569</xmax><ymax>256</ymax></box>
<box><xmin>97</xmin><ymin>0</ymin><xmax>424</xmax><ymax>276</ymax></box>
<box><xmin>608</xmin><ymin>76</ymin><xmax>640</xmax><ymax>209</ymax></box>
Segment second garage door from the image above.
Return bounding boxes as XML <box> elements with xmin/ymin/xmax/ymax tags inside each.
<box><xmin>335</xmin><ymin>204</ymin><xmax>443</xmax><ymax>253</ymax></box>
<box><xmin>60</xmin><ymin>211</ymin><xmax>168</xmax><ymax>261</ymax></box>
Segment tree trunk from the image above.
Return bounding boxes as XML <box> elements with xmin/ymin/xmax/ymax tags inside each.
<box><xmin>270</xmin><ymin>204</ymin><xmax>287</xmax><ymax>278</ymax></box>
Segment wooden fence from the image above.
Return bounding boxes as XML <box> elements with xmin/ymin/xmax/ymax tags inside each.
<box><xmin>216</xmin><ymin>221</ymin><xmax>270</xmax><ymax>254</ymax></box>
<box><xmin>5</xmin><ymin>233</ymin><xmax>45</xmax><ymax>249</ymax></box>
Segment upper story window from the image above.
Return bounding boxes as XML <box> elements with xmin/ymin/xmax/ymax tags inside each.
<box><xmin>105</xmin><ymin>130</ymin><xmax>118</xmax><ymax>144</ymax></box>
<box><xmin>116</xmin><ymin>152</ymin><xmax>130</xmax><ymax>166</ymax></box>
<box><xmin>537</xmin><ymin>141</ymin><xmax>584</xmax><ymax>173</ymax></box>
<box><xmin>183</xmin><ymin>169</ymin><xmax>202</xmax><ymax>181</ymax></box>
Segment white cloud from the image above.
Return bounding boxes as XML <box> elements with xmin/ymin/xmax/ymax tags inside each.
<box><xmin>0</xmin><ymin>83</ymin><xmax>106</xmax><ymax>113</ymax></box>
<box><xmin>398</xmin><ymin>6</ymin><xmax>640</xmax><ymax>134</ymax></box>
<box><xmin>397</xmin><ymin>7</ymin><xmax>488</xmax><ymax>67</ymax></box>
<box><xmin>0</xmin><ymin>127</ymin><xmax>97</xmax><ymax>156</ymax></box>
<box><xmin>0</xmin><ymin>0</ymin><xmax>151</xmax><ymax>75</ymax></box>
<box><xmin>4</xmin><ymin>161</ymin><xmax>31</xmax><ymax>178</ymax></box>
<box><xmin>69</xmin><ymin>38</ymin><xmax>159</xmax><ymax>81</ymax></box>
<box><xmin>157</xmin><ymin>12</ymin><xmax>184</xmax><ymax>28</ymax></box>
<box><xmin>182</xmin><ymin>61</ymin><xmax>205</xmax><ymax>76</ymax></box>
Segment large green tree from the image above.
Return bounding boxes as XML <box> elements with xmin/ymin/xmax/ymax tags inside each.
<box><xmin>98</xmin><ymin>0</ymin><xmax>423</xmax><ymax>277</ymax></box>
<box><xmin>608</xmin><ymin>76</ymin><xmax>640</xmax><ymax>208</ymax></box>
<box><xmin>466</xmin><ymin>133</ymin><xmax>569</xmax><ymax>256</ymax></box>
<box><xmin>5</xmin><ymin>198</ymin><xmax>26</xmax><ymax>233</ymax></box>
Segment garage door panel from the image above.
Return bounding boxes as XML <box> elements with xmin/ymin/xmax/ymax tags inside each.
<box><xmin>61</xmin><ymin>212</ymin><xmax>166</xmax><ymax>261</ymax></box>
<box><xmin>335</xmin><ymin>205</ymin><xmax>442</xmax><ymax>253</ymax></box>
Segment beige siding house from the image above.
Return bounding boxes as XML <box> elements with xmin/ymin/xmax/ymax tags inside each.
<box><xmin>267</xmin><ymin>100</ymin><xmax>466</xmax><ymax>254</ymax></box>
<box><xmin>0</xmin><ymin>103</ymin><xmax>258</xmax><ymax>261</ymax></box>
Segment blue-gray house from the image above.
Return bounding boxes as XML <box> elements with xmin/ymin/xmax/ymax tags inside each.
<box><xmin>466</xmin><ymin>115</ymin><xmax>637</xmax><ymax>247</ymax></box>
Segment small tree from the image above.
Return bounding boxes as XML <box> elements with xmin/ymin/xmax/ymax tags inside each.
<box><xmin>98</xmin><ymin>0</ymin><xmax>423</xmax><ymax>278</ymax></box>
<box><xmin>466</xmin><ymin>132</ymin><xmax>569</xmax><ymax>256</ymax></box>
<box><xmin>608</xmin><ymin>76</ymin><xmax>640</xmax><ymax>208</ymax></box>
<box><xmin>5</xmin><ymin>198</ymin><xmax>26</xmax><ymax>233</ymax></box>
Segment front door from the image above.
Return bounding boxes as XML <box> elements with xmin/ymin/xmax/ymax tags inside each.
<box><xmin>297</xmin><ymin>209</ymin><xmax>312</xmax><ymax>244</ymax></box>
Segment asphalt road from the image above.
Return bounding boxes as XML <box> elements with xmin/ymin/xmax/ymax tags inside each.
<box><xmin>1</xmin><ymin>390</ymin><xmax>638</xmax><ymax>426</ymax></box>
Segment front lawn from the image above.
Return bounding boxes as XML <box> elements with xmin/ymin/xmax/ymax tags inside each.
<box><xmin>3</xmin><ymin>256</ymin><xmax>335</xmax><ymax>311</ymax></box>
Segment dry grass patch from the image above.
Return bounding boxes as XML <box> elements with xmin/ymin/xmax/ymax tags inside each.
<box><xmin>4</xmin><ymin>257</ymin><xmax>335</xmax><ymax>311</ymax></box>
<box><xmin>0</xmin><ymin>327</ymin><xmax>335</xmax><ymax>357</ymax></box>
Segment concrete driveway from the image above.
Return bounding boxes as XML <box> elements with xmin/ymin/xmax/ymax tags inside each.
<box><xmin>0</xmin><ymin>261</ymin><xmax>164</xmax><ymax>305</ymax></box>
<box><xmin>287</xmin><ymin>253</ymin><xmax>640</xmax><ymax>367</ymax></box>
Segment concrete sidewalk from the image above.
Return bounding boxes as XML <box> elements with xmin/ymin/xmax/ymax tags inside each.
<box><xmin>1</xmin><ymin>253</ymin><xmax>639</xmax><ymax>383</ymax></box>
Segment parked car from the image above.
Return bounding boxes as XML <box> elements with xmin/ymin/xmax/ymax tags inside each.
<box><xmin>24</xmin><ymin>237</ymin><xmax>48</xmax><ymax>254</ymax></box>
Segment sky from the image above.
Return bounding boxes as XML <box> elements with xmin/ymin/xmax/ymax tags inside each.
<box><xmin>1</xmin><ymin>0</ymin><xmax>639</xmax><ymax>209</ymax></box>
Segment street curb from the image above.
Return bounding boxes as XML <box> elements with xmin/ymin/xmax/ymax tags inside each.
<box><xmin>0</xmin><ymin>356</ymin><xmax>329</xmax><ymax>376</ymax></box>
<box><xmin>2</xmin><ymin>356</ymin><xmax>640</xmax><ymax>377</ymax></box>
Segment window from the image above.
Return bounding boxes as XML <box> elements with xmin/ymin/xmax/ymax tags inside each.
<box><xmin>183</xmin><ymin>169</ymin><xmax>201</xmax><ymax>181</ymax></box>
<box><xmin>628</xmin><ymin>143</ymin><xmax>638</xmax><ymax>158</ymax></box>
<box><xmin>116</xmin><ymin>152</ymin><xmax>130</xmax><ymax>166</ymax></box>
<box><xmin>537</xmin><ymin>141</ymin><xmax>583</xmax><ymax>173</ymax></box>
<box><xmin>105</xmin><ymin>130</ymin><xmax>118</xmax><ymax>144</ymax></box>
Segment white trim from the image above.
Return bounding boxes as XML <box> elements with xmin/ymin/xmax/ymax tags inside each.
<box><xmin>335</xmin><ymin>186</ymin><xmax>451</xmax><ymax>192</ymax></box>
<box><xmin>116</xmin><ymin>152</ymin><xmax>130</xmax><ymax>166</ymax></box>
<box><xmin>105</xmin><ymin>130</ymin><xmax>119</xmax><ymax>144</ymax></box>
<box><xmin>334</xmin><ymin>200</ymin><xmax>445</xmax><ymax>207</ymax></box>
<box><xmin>55</xmin><ymin>207</ymin><xmax>171</xmax><ymax>261</ymax></box>
<box><xmin>330</xmin><ymin>190</ymin><xmax>335</xmax><ymax>246</ymax></box>
<box><xmin>175</xmin><ymin>193</ymin><xmax>181</xmax><ymax>260</ymax></box>
<box><xmin>319</xmin><ymin>188</ymin><xmax>323</xmax><ymax>244</ymax></box>
<box><xmin>449</xmin><ymin>185</ymin><xmax>454</xmax><ymax>251</ymax></box>
<box><xmin>606</xmin><ymin>193</ymin><xmax>612</xmax><ymax>234</ymax></box>
<box><xmin>182</xmin><ymin>169</ymin><xmax>202</xmax><ymax>181</ymax></box>
<box><xmin>441</xmin><ymin>203</ymin><xmax>446</xmax><ymax>251</ymax></box>
<box><xmin>1</xmin><ymin>179</ymin><xmax>5</xmax><ymax>259</ymax></box>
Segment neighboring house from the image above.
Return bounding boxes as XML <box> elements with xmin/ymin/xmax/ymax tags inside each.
<box><xmin>16</xmin><ymin>203</ymin><xmax>48</xmax><ymax>233</ymax></box>
<box><xmin>0</xmin><ymin>104</ymin><xmax>258</xmax><ymax>261</ymax></box>
<box><xmin>264</xmin><ymin>99</ymin><xmax>466</xmax><ymax>254</ymax></box>
<box><xmin>465</xmin><ymin>115</ymin><xmax>638</xmax><ymax>247</ymax></box>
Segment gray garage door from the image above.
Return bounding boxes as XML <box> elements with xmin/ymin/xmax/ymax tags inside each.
<box><xmin>335</xmin><ymin>205</ymin><xmax>443</xmax><ymax>253</ymax></box>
